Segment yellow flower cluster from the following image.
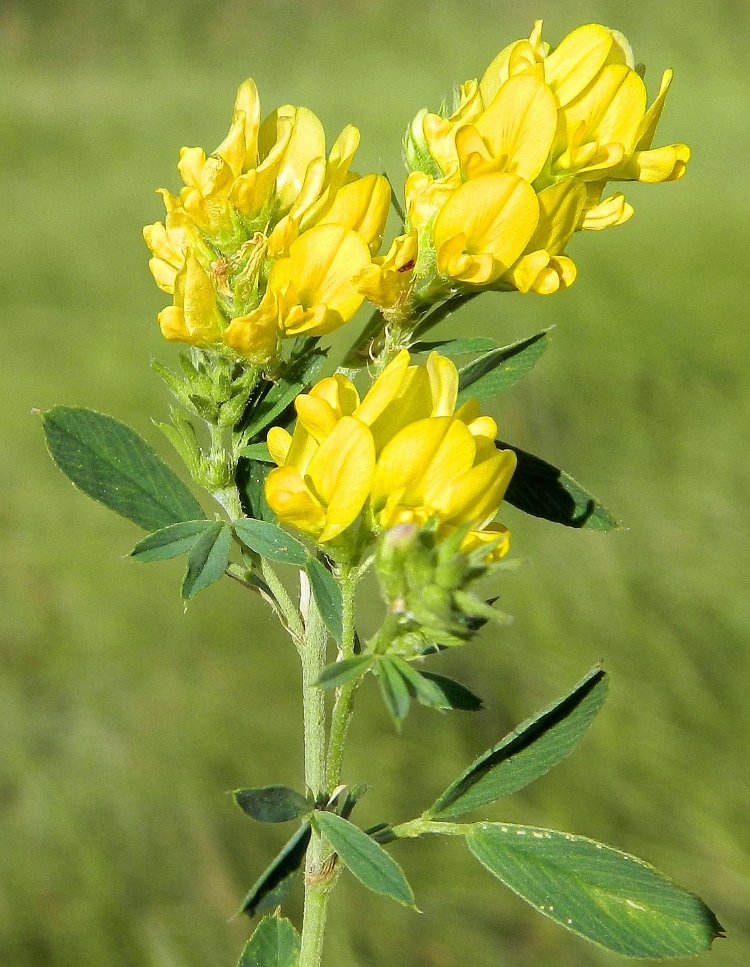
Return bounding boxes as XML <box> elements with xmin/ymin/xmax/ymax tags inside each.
<box><xmin>367</xmin><ymin>21</ymin><xmax>689</xmax><ymax>309</ymax></box>
<box><xmin>144</xmin><ymin>80</ymin><xmax>391</xmax><ymax>361</ymax></box>
<box><xmin>264</xmin><ymin>351</ymin><xmax>517</xmax><ymax>557</ymax></box>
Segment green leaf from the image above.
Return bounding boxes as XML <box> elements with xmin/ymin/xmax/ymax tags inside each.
<box><xmin>377</xmin><ymin>657</ymin><xmax>411</xmax><ymax>724</ymax></box>
<box><xmin>456</xmin><ymin>330</ymin><xmax>551</xmax><ymax>405</ymax></box>
<box><xmin>236</xmin><ymin>459</ymin><xmax>276</xmax><ymax>523</ymax></box>
<box><xmin>466</xmin><ymin>823</ymin><xmax>724</xmax><ymax>958</ymax></box>
<box><xmin>239</xmin><ymin>443</ymin><xmax>274</xmax><ymax>463</ymax></box>
<box><xmin>238</xmin><ymin>914</ymin><xmax>301</xmax><ymax>967</ymax></box>
<box><xmin>234</xmin><ymin>786</ymin><xmax>311</xmax><ymax>824</ymax></box>
<box><xmin>498</xmin><ymin>440</ymin><xmax>620</xmax><ymax>531</ymax></box>
<box><xmin>131</xmin><ymin>520</ymin><xmax>213</xmax><ymax>563</ymax></box>
<box><xmin>233</xmin><ymin>518</ymin><xmax>309</xmax><ymax>566</ymax></box>
<box><xmin>242</xmin><ymin>350</ymin><xmax>327</xmax><ymax>440</ymax></box>
<box><xmin>314</xmin><ymin>811</ymin><xmax>416</xmax><ymax>909</ymax></box>
<box><xmin>427</xmin><ymin>668</ymin><xmax>607</xmax><ymax>819</ymax></box>
<box><xmin>305</xmin><ymin>558</ymin><xmax>343</xmax><ymax>643</ymax></box>
<box><xmin>239</xmin><ymin>822</ymin><xmax>311</xmax><ymax>918</ymax></box>
<box><xmin>316</xmin><ymin>656</ymin><xmax>374</xmax><ymax>689</ymax></box>
<box><xmin>182</xmin><ymin>521</ymin><xmax>232</xmax><ymax>600</ymax></box>
<box><xmin>390</xmin><ymin>658</ymin><xmax>450</xmax><ymax>708</ymax></box>
<box><xmin>419</xmin><ymin>672</ymin><xmax>484</xmax><ymax>711</ymax></box>
<box><xmin>42</xmin><ymin>406</ymin><xmax>206</xmax><ymax>530</ymax></box>
<box><xmin>410</xmin><ymin>337</ymin><xmax>497</xmax><ymax>355</ymax></box>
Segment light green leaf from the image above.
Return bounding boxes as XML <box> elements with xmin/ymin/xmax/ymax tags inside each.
<box><xmin>234</xmin><ymin>786</ymin><xmax>311</xmax><ymax>824</ymax></box>
<box><xmin>466</xmin><ymin>823</ymin><xmax>724</xmax><ymax>958</ymax></box>
<box><xmin>316</xmin><ymin>656</ymin><xmax>374</xmax><ymax>689</ymax></box>
<box><xmin>42</xmin><ymin>406</ymin><xmax>205</xmax><ymax>530</ymax></box>
<box><xmin>239</xmin><ymin>823</ymin><xmax>311</xmax><ymax>918</ymax></box>
<box><xmin>233</xmin><ymin>518</ymin><xmax>309</xmax><ymax>566</ymax></box>
<box><xmin>131</xmin><ymin>520</ymin><xmax>213</xmax><ymax>563</ymax></box>
<box><xmin>391</xmin><ymin>658</ymin><xmax>449</xmax><ymax>708</ymax></box>
<box><xmin>305</xmin><ymin>558</ymin><xmax>343</xmax><ymax>643</ymax></box>
<box><xmin>499</xmin><ymin>440</ymin><xmax>621</xmax><ymax>531</ymax></box>
<box><xmin>182</xmin><ymin>521</ymin><xmax>232</xmax><ymax>600</ymax></box>
<box><xmin>410</xmin><ymin>337</ymin><xmax>497</xmax><ymax>355</ymax></box>
<box><xmin>314</xmin><ymin>811</ymin><xmax>416</xmax><ymax>909</ymax></box>
<box><xmin>427</xmin><ymin>668</ymin><xmax>607</xmax><ymax>819</ymax></box>
<box><xmin>377</xmin><ymin>657</ymin><xmax>411</xmax><ymax>724</ymax></box>
<box><xmin>242</xmin><ymin>350</ymin><xmax>326</xmax><ymax>440</ymax></box>
<box><xmin>238</xmin><ymin>913</ymin><xmax>301</xmax><ymax>967</ymax></box>
<box><xmin>456</xmin><ymin>330</ymin><xmax>551</xmax><ymax>405</ymax></box>
<box><xmin>239</xmin><ymin>443</ymin><xmax>274</xmax><ymax>463</ymax></box>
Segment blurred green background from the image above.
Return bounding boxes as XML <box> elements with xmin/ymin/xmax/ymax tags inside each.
<box><xmin>2</xmin><ymin>0</ymin><xmax>748</xmax><ymax>964</ymax></box>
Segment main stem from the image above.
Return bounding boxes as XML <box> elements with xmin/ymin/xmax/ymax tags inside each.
<box><xmin>298</xmin><ymin>567</ymin><xmax>358</xmax><ymax>967</ymax></box>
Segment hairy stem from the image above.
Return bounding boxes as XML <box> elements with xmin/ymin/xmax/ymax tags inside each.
<box><xmin>325</xmin><ymin>568</ymin><xmax>358</xmax><ymax>790</ymax></box>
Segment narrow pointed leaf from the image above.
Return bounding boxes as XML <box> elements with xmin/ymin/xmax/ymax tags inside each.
<box><xmin>236</xmin><ymin>458</ymin><xmax>276</xmax><ymax>523</ymax></box>
<box><xmin>182</xmin><ymin>521</ymin><xmax>232</xmax><ymax>600</ymax></box>
<box><xmin>131</xmin><ymin>520</ymin><xmax>213</xmax><ymax>562</ymax></box>
<box><xmin>234</xmin><ymin>786</ymin><xmax>311</xmax><ymax>824</ymax></box>
<box><xmin>239</xmin><ymin>822</ymin><xmax>312</xmax><ymax>918</ymax></box>
<box><xmin>419</xmin><ymin>672</ymin><xmax>484</xmax><ymax>711</ymax></box>
<box><xmin>377</xmin><ymin>657</ymin><xmax>411</xmax><ymax>724</ymax></box>
<box><xmin>238</xmin><ymin>914</ymin><xmax>300</xmax><ymax>967</ymax></box>
<box><xmin>499</xmin><ymin>440</ymin><xmax>620</xmax><ymax>530</ymax></box>
<box><xmin>239</xmin><ymin>443</ymin><xmax>274</xmax><ymax>463</ymax></box>
<box><xmin>242</xmin><ymin>350</ymin><xmax>327</xmax><ymax>440</ymax></box>
<box><xmin>314</xmin><ymin>811</ymin><xmax>415</xmax><ymax>909</ymax></box>
<box><xmin>427</xmin><ymin>667</ymin><xmax>607</xmax><ymax>819</ymax></box>
<box><xmin>42</xmin><ymin>406</ymin><xmax>205</xmax><ymax>530</ymax></box>
<box><xmin>305</xmin><ymin>558</ymin><xmax>343</xmax><ymax>643</ymax></box>
<box><xmin>467</xmin><ymin>823</ymin><xmax>724</xmax><ymax>958</ymax></box>
<box><xmin>456</xmin><ymin>330</ymin><xmax>551</xmax><ymax>405</ymax></box>
<box><xmin>391</xmin><ymin>658</ymin><xmax>450</xmax><ymax>709</ymax></box>
<box><xmin>411</xmin><ymin>337</ymin><xmax>497</xmax><ymax>355</ymax></box>
<box><xmin>233</xmin><ymin>518</ymin><xmax>309</xmax><ymax>566</ymax></box>
<box><xmin>316</xmin><ymin>656</ymin><xmax>374</xmax><ymax>689</ymax></box>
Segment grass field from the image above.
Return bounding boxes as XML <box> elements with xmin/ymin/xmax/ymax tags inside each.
<box><xmin>1</xmin><ymin>1</ymin><xmax>749</xmax><ymax>965</ymax></box>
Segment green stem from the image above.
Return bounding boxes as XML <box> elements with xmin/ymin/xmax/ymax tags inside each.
<box><xmin>299</xmin><ymin>581</ymin><xmax>334</xmax><ymax>967</ymax></box>
<box><xmin>325</xmin><ymin>568</ymin><xmax>358</xmax><ymax>790</ymax></box>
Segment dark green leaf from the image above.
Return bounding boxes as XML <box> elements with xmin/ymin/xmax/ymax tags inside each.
<box><xmin>338</xmin><ymin>782</ymin><xmax>370</xmax><ymax>820</ymax></box>
<box><xmin>239</xmin><ymin>823</ymin><xmax>311</xmax><ymax>918</ymax></box>
<box><xmin>42</xmin><ymin>406</ymin><xmax>205</xmax><ymax>530</ymax></box>
<box><xmin>410</xmin><ymin>337</ymin><xmax>497</xmax><ymax>355</ymax></box>
<box><xmin>234</xmin><ymin>786</ymin><xmax>311</xmax><ymax>824</ymax></box>
<box><xmin>242</xmin><ymin>351</ymin><xmax>327</xmax><ymax>440</ymax></box>
<box><xmin>305</xmin><ymin>558</ymin><xmax>343</xmax><ymax>643</ymax></box>
<box><xmin>316</xmin><ymin>656</ymin><xmax>374</xmax><ymax>690</ymax></box>
<box><xmin>182</xmin><ymin>521</ymin><xmax>232</xmax><ymax>600</ymax></box>
<box><xmin>377</xmin><ymin>657</ymin><xmax>411</xmax><ymax>724</ymax></box>
<box><xmin>233</xmin><ymin>518</ymin><xmax>309</xmax><ymax>566</ymax></box>
<box><xmin>466</xmin><ymin>823</ymin><xmax>724</xmax><ymax>958</ymax></box>
<box><xmin>236</xmin><ymin>459</ymin><xmax>276</xmax><ymax>523</ymax></box>
<box><xmin>456</xmin><ymin>330</ymin><xmax>551</xmax><ymax>405</ymax></box>
<box><xmin>499</xmin><ymin>440</ymin><xmax>620</xmax><ymax>531</ymax></box>
<box><xmin>427</xmin><ymin>668</ymin><xmax>607</xmax><ymax>819</ymax></box>
<box><xmin>238</xmin><ymin>914</ymin><xmax>300</xmax><ymax>967</ymax></box>
<box><xmin>314</xmin><ymin>811</ymin><xmax>416</xmax><ymax>909</ymax></box>
<box><xmin>419</xmin><ymin>672</ymin><xmax>484</xmax><ymax>711</ymax></box>
<box><xmin>131</xmin><ymin>520</ymin><xmax>213</xmax><ymax>563</ymax></box>
<box><xmin>239</xmin><ymin>443</ymin><xmax>274</xmax><ymax>463</ymax></box>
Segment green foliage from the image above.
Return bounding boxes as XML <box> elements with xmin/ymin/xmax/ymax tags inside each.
<box><xmin>466</xmin><ymin>823</ymin><xmax>724</xmax><ymax>958</ymax></box>
<box><xmin>456</xmin><ymin>329</ymin><xmax>551</xmax><ymax>405</ymax></box>
<box><xmin>182</xmin><ymin>521</ymin><xmax>232</xmax><ymax>600</ymax></box>
<box><xmin>410</xmin><ymin>337</ymin><xmax>497</xmax><ymax>355</ymax></box>
<box><xmin>427</xmin><ymin>668</ymin><xmax>607</xmax><ymax>819</ymax></box>
<box><xmin>499</xmin><ymin>441</ymin><xmax>621</xmax><ymax>531</ymax></box>
<box><xmin>376</xmin><ymin>656</ymin><xmax>412</xmax><ymax>725</ymax></box>
<box><xmin>316</xmin><ymin>656</ymin><xmax>374</xmax><ymax>689</ymax></box>
<box><xmin>239</xmin><ymin>443</ymin><xmax>274</xmax><ymax>463</ymax></box>
<box><xmin>130</xmin><ymin>520</ymin><xmax>213</xmax><ymax>562</ymax></box>
<box><xmin>305</xmin><ymin>558</ymin><xmax>344</xmax><ymax>643</ymax></box>
<box><xmin>42</xmin><ymin>406</ymin><xmax>205</xmax><ymax>530</ymax></box>
<box><xmin>237</xmin><ymin>913</ymin><xmax>300</xmax><ymax>967</ymax></box>
<box><xmin>313</xmin><ymin>811</ymin><xmax>416</xmax><ymax>909</ymax></box>
<box><xmin>240</xmin><ymin>350</ymin><xmax>327</xmax><ymax>442</ymax></box>
<box><xmin>232</xmin><ymin>519</ymin><xmax>309</xmax><ymax>566</ymax></box>
<box><xmin>239</xmin><ymin>823</ymin><xmax>312</xmax><ymax>919</ymax></box>
<box><xmin>419</xmin><ymin>671</ymin><xmax>484</xmax><ymax>711</ymax></box>
<box><xmin>233</xmin><ymin>786</ymin><xmax>311</xmax><ymax>824</ymax></box>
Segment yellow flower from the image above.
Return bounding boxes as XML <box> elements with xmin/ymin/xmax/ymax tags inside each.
<box><xmin>265</xmin><ymin>351</ymin><xmax>516</xmax><ymax>558</ymax></box>
<box><xmin>352</xmin><ymin>230</ymin><xmax>418</xmax><ymax>314</ymax></box>
<box><xmin>157</xmin><ymin>252</ymin><xmax>224</xmax><ymax>347</ymax></box>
